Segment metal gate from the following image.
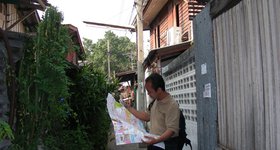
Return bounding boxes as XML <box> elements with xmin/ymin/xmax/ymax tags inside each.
<box><xmin>162</xmin><ymin>48</ymin><xmax>197</xmax><ymax>150</ymax></box>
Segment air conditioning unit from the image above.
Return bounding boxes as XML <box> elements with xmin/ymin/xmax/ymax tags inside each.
<box><xmin>166</xmin><ymin>27</ymin><xmax>182</xmax><ymax>46</ymax></box>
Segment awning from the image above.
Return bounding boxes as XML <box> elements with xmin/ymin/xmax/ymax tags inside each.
<box><xmin>143</xmin><ymin>41</ymin><xmax>192</xmax><ymax>69</ymax></box>
<box><xmin>115</xmin><ymin>70</ymin><xmax>137</xmax><ymax>83</ymax></box>
<box><xmin>142</xmin><ymin>0</ymin><xmax>168</xmax><ymax>29</ymax></box>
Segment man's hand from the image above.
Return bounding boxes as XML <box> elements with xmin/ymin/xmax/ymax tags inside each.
<box><xmin>142</xmin><ymin>135</ymin><xmax>158</xmax><ymax>145</ymax></box>
<box><xmin>120</xmin><ymin>98</ymin><xmax>131</xmax><ymax>108</ymax></box>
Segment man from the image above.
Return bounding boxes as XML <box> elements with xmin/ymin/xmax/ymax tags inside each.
<box><xmin>123</xmin><ymin>73</ymin><xmax>180</xmax><ymax>150</ymax></box>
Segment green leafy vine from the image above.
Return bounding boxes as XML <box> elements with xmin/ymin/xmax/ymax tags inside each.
<box><xmin>15</xmin><ymin>7</ymin><xmax>72</xmax><ymax>149</ymax></box>
<box><xmin>13</xmin><ymin>6</ymin><xmax>118</xmax><ymax>150</ymax></box>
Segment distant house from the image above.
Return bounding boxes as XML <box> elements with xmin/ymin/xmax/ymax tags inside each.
<box><xmin>0</xmin><ymin>0</ymin><xmax>49</xmax><ymax>125</ymax></box>
<box><xmin>65</xmin><ymin>24</ymin><xmax>85</xmax><ymax>67</ymax></box>
<box><xmin>0</xmin><ymin>0</ymin><xmax>47</xmax><ymax>32</ymax></box>
<box><xmin>0</xmin><ymin>1</ymin><xmax>85</xmax><ymax>128</ymax></box>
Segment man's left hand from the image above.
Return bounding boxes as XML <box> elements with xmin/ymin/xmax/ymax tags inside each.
<box><xmin>142</xmin><ymin>135</ymin><xmax>158</xmax><ymax>145</ymax></box>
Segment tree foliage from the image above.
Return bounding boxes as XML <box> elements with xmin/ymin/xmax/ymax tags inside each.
<box><xmin>67</xmin><ymin>64</ymin><xmax>118</xmax><ymax>149</ymax></box>
<box><xmin>14</xmin><ymin>7</ymin><xmax>119</xmax><ymax>150</ymax></box>
<box><xmin>15</xmin><ymin>6</ymin><xmax>73</xmax><ymax>149</ymax></box>
<box><xmin>83</xmin><ymin>31</ymin><xmax>136</xmax><ymax>73</ymax></box>
<box><xmin>0</xmin><ymin>119</ymin><xmax>14</xmax><ymax>141</ymax></box>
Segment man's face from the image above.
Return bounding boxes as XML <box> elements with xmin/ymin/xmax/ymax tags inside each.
<box><xmin>145</xmin><ymin>81</ymin><xmax>158</xmax><ymax>99</ymax></box>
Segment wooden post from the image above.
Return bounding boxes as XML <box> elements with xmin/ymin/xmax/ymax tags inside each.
<box><xmin>136</xmin><ymin>0</ymin><xmax>145</xmax><ymax>111</ymax></box>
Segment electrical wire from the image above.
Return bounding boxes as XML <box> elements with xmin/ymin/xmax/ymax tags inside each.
<box><xmin>125</xmin><ymin>3</ymin><xmax>136</xmax><ymax>36</ymax></box>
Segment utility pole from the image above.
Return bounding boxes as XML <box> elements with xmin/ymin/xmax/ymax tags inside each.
<box><xmin>130</xmin><ymin>49</ymin><xmax>133</xmax><ymax>70</ymax></box>
<box><xmin>83</xmin><ymin>21</ymin><xmax>136</xmax><ymax>79</ymax></box>
<box><xmin>136</xmin><ymin>0</ymin><xmax>145</xmax><ymax>111</ymax></box>
<box><xmin>83</xmin><ymin>9</ymin><xmax>145</xmax><ymax>108</ymax></box>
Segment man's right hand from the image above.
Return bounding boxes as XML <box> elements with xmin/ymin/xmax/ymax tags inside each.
<box><xmin>120</xmin><ymin>99</ymin><xmax>131</xmax><ymax>108</ymax></box>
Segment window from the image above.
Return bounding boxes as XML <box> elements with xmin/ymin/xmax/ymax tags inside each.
<box><xmin>175</xmin><ymin>4</ymin><xmax>180</xmax><ymax>27</ymax></box>
<box><xmin>157</xmin><ymin>26</ymin><xmax>160</xmax><ymax>48</ymax></box>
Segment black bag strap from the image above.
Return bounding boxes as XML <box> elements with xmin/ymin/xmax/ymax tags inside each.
<box><xmin>147</xmin><ymin>99</ymin><xmax>155</xmax><ymax>111</ymax></box>
<box><xmin>185</xmin><ymin>137</ymin><xmax>192</xmax><ymax>150</ymax></box>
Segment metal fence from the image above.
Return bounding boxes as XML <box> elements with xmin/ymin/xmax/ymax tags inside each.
<box><xmin>162</xmin><ymin>48</ymin><xmax>198</xmax><ymax>150</ymax></box>
<box><xmin>213</xmin><ymin>0</ymin><xmax>280</xmax><ymax>149</ymax></box>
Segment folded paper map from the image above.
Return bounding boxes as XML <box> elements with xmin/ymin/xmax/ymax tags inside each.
<box><xmin>107</xmin><ymin>93</ymin><xmax>165</xmax><ymax>149</ymax></box>
<box><xmin>106</xmin><ymin>93</ymin><xmax>147</xmax><ymax>145</ymax></box>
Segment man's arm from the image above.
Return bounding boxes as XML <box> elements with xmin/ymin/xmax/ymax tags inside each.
<box><xmin>126</xmin><ymin>106</ymin><xmax>150</xmax><ymax>122</ymax></box>
<box><xmin>120</xmin><ymin>99</ymin><xmax>150</xmax><ymax>121</ymax></box>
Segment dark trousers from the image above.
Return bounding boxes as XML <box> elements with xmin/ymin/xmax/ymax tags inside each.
<box><xmin>147</xmin><ymin>145</ymin><xmax>164</xmax><ymax>150</ymax></box>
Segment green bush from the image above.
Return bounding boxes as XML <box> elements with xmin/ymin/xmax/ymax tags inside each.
<box><xmin>68</xmin><ymin>65</ymin><xmax>117</xmax><ymax>149</ymax></box>
<box><xmin>0</xmin><ymin>120</ymin><xmax>14</xmax><ymax>141</ymax></box>
<box><xmin>15</xmin><ymin>6</ymin><xmax>73</xmax><ymax>149</ymax></box>
<box><xmin>15</xmin><ymin>6</ymin><xmax>118</xmax><ymax>150</ymax></box>
<box><xmin>44</xmin><ymin>126</ymin><xmax>91</xmax><ymax>150</ymax></box>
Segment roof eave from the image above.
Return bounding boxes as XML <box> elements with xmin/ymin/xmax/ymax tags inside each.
<box><xmin>143</xmin><ymin>41</ymin><xmax>193</xmax><ymax>69</ymax></box>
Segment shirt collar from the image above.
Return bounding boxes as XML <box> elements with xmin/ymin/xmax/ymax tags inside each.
<box><xmin>157</xmin><ymin>94</ymin><xmax>171</xmax><ymax>104</ymax></box>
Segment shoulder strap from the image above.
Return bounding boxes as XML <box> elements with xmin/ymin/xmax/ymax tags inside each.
<box><xmin>179</xmin><ymin>110</ymin><xmax>193</xmax><ymax>150</ymax></box>
<box><xmin>185</xmin><ymin>137</ymin><xmax>192</xmax><ymax>150</ymax></box>
<box><xmin>147</xmin><ymin>99</ymin><xmax>155</xmax><ymax>111</ymax></box>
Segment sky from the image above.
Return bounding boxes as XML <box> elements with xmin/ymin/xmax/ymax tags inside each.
<box><xmin>46</xmin><ymin>0</ymin><xmax>138</xmax><ymax>43</ymax></box>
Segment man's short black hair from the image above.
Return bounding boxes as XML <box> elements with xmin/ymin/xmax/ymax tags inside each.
<box><xmin>145</xmin><ymin>73</ymin><xmax>165</xmax><ymax>91</ymax></box>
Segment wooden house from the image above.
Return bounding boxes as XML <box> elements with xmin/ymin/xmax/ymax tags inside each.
<box><xmin>0</xmin><ymin>0</ymin><xmax>49</xmax><ymax>126</ymax></box>
<box><xmin>65</xmin><ymin>24</ymin><xmax>85</xmax><ymax>67</ymax></box>
<box><xmin>143</xmin><ymin>0</ymin><xmax>205</xmax><ymax>72</ymax></box>
<box><xmin>0</xmin><ymin>0</ymin><xmax>47</xmax><ymax>32</ymax></box>
<box><xmin>139</xmin><ymin>0</ymin><xmax>206</xmax><ymax>149</ymax></box>
<box><xmin>0</xmin><ymin>0</ymin><xmax>84</xmax><ymax>129</ymax></box>
<box><xmin>151</xmin><ymin>0</ymin><xmax>280</xmax><ymax>149</ymax></box>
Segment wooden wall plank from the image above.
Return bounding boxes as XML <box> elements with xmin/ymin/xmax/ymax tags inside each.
<box><xmin>213</xmin><ymin>0</ymin><xmax>279</xmax><ymax>149</ymax></box>
<box><xmin>270</xmin><ymin>0</ymin><xmax>280</xmax><ymax>147</ymax></box>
